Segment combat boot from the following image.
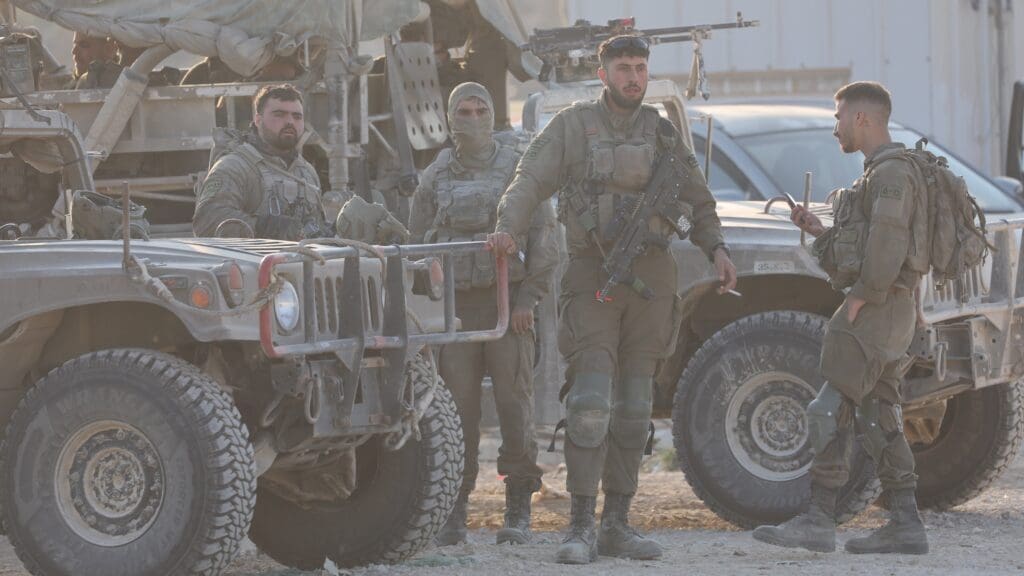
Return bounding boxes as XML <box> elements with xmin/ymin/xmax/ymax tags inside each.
<box><xmin>752</xmin><ymin>483</ymin><xmax>837</xmax><ymax>552</ymax></box>
<box><xmin>496</xmin><ymin>479</ymin><xmax>534</xmax><ymax>544</ymax></box>
<box><xmin>597</xmin><ymin>492</ymin><xmax>663</xmax><ymax>560</ymax></box>
<box><xmin>555</xmin><ymin>494</ymin><xmax>598</xmax><ymax>564</ymax></box>
<box><xmin>435</xmin><ymin>491</ymin><xmax>469</xmax><ymax>546</ymax></box>
<box><xmin>845</xmin><ymin>488</ymin><xmax>929</xmax><ymax>554</ymax></box>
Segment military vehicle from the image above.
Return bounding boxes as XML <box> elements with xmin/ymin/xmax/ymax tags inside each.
<box><xmin>0</xmin><ymin>4</ymin><xmax>515</xmax><ymax>575</ymax></box>
<box><xmin>521</xmin><ymin>16</ymin><xmax>1024</xmax><ymax>529</ymax></box>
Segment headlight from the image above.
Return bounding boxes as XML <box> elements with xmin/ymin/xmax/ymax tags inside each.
<box><xmin>274</xmin><ymin>279</ymin><xmax>300</xmax><ymax>333</ymax></box>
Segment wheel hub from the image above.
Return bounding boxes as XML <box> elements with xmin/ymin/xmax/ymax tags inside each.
<box><xmin>725</xmin><ymin>372</ymin><xmax>818</xmax><ymax>481</ymax></box>
<box><xmin>57</xmin><ymin>421</ymin><xmax>164</xmax><ymax>546</ymax></box>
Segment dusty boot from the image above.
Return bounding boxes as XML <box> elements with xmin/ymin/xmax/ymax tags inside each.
<box><xmin>597</xmin><ymin>492</ymin><xmax>663</xmax><ymax>560</ymax></box>
<box><xmin>496</xmin><ymin>479</ymin><xmax>534</xmax><ymax>544</ymax></box>
<box><xmin>752</xmin><ymin>484</ymin><xmax>837</xmax><ymax>552</ymax></box>
<box><xmin>435</xmin><ymin>491</ymin><xmax>469</xmax><ymax>546</ymax></box>
<box><xmin>555</xmin><ymin>494</ymin><xmax>598</xmax><ymax>564</ymax></box>
<box><xmin>845</xmin><ymin>488</ymin><xmax>929</xmax><ymax>554</ymax></box>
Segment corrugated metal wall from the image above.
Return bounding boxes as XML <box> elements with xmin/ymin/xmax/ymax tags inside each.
<box><xmin>568</xmin><ymin>0</ymin><xmax>1020</xmax><ymax>177</ymax></box>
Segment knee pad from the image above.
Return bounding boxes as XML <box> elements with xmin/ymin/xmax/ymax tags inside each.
<box><xmin>609</xmin><ymin>375</ymin><xmax>654</xmax><ymax>450</ymax></box>
<box><xmin>807</xmin><ymin>383</ymin><xmax>844</xmax><ymax>455</ymax></box>
<box><xmin>855</xmin><ymin>398</ymin><xmax>894</xmax><ymax>461</ymax></box>
<box><xmin>565</xmin><ymin>371</ymin><xmax>612</xmax><ymax>448</ymax></box>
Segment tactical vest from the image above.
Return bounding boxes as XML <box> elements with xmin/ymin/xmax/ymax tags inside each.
<box><xmin>209</xmin><ymin>129</ymin><xmax>327</xmax><ymax>233</ymax></box>
<box><xmin>814</xmin><ymin>157</ymin><xmax>928</xmax><ymax>290</ymax></box>
<box><xmin>428</xmin><ymin>144</ymin><xmax>527</xmax><ymax>290</ymax></box>
<box><xmin>556</xmin><ymin>102</ymin><xmax>672</xmax><ymax>255</ymax></box>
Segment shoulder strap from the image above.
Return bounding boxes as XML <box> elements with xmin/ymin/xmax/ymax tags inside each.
<box><xmin>640</xmin><ymin>105</ymin><xmax>660</xmax><ymax>142</ymax></box>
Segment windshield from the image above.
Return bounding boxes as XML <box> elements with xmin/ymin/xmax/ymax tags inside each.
<box><xmin>735</xmin><ymin>128</ymin><xmax>1021</xmax><ymax>213</ymax></box>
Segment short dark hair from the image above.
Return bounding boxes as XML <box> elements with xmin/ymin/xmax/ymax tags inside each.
<box><xmin>254</xmin><ymin>84</ymin><xmax>303</xmax><ymax>114</ymax></box>
<box><xmin>834</xmin><ymin>81</ymin><xmax>892</xmax><ymax>119</ymax></box>
<box><xmin>598</xmin><ymin>35</ymin><xmax>650</xmax><ymax>68</ymax></box>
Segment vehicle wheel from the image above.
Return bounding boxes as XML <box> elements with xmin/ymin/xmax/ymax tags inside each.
<box><xmin>249</xmin><ymin>353</ymin><xmax>463</xmax><ymax>569</ymax></box>
<box><xmin>672</xmin><ymin>310</ymin><xmax>881</xmax><ymax>529</ymax></box>
<box><xmin>0</xmin><ymin>349</ymin><xmax>256</xmax><ymax>576</ymax></box>
<box><xmin>905</xmin><ymin>382</ymin><xmax>1023</xmax><ymax>510</ymax></box>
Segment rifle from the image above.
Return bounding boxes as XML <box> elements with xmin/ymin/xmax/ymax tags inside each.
<box><xmin>596</xmin><ymin>153</ymin><xmax>690</xmax><ymax>303</ymax></box>
<box><xmin>524</xmin><ymin>12</ymin><xmax>759</xmax><ymax>88</ymax></box>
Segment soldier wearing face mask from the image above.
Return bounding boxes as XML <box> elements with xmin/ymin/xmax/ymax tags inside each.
<box><xmin>410</xmin><ymin>82</ymin><xmax>559</xmax><ymax>547</ymax></box>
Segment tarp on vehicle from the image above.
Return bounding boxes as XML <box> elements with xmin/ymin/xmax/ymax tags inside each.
<box><xmin>473</xmin><ymin>0</ymin><xmax>543</xmax><ymax>79</ymax></box>
<box><xmin>10</xmin><ymin>0</ymin><xmax>423</xmax><ymax>77</ymax></box>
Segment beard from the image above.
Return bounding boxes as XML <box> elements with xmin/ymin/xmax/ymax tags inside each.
<box><xmin>267</xmin><ymin>127</ymin><xmax>299</xmax><ymax>150</ymax></box>
<box><xmin>607</xmin><ymin>83</ymin><xmax>645</xmax><ymax>111</ymax></box>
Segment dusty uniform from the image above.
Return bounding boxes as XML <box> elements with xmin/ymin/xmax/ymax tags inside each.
<box><xmin>495</xmin><ymin>95</ymin><xmax>724</xmax><ymax>497</ymax></box>
<box><xmin>192</xmin><ymin>130</ymin><xmax>327</xmax><ymax>240</ymax></box>
<box><xmin>410</xmin><ymin>143</ymin><xmax>558</xmax><ymax>494</ymax></box>
<box><xmin>809</xmin><ymin>141</ymin><xmax>925</xmax><ymax>491</ymax></box>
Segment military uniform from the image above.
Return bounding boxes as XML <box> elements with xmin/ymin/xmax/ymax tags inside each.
<box><xmin>418</xmin><ymin>82</ymin><xmax>558</xmax><ymax>546</ymax></box>
<box><xmin>495</xmin><ymin>91</ymin><xmax>725</xmax><ymax>561</ymax></box>
<box><xmin>193</xmin><ymin>129</ymin><xmax>327</xmax><ymax>240</ymax></box>
<box><xmin>809</xmin><ymin>142</ymin><xmax>925</xmax><ymax>491</ymax></box>
<box><xmin>753</xmin><ymin>141</ymin><xmax>929</xmax><ymax>555</ymax></box>
<box><xmin>411</xmin><ymin>141</ymin><xmax>557</xmax><ymax>486</ymax></box>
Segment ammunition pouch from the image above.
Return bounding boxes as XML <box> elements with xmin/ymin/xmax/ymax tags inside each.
<box><xmin>433</xmin><ymin>230</ymin><xmax>526</xmax><ymax>290</ymax></box>
<box><xmin>814</xmin><ymin>187</ymin><xmax>865</xmax><ymax>290</ymax></box>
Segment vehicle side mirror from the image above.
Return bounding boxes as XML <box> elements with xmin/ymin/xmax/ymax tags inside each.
<box><xmin>993</xmin><ymin>176</ymin><xmax>1023</xmax><ymax>199</ymax></box>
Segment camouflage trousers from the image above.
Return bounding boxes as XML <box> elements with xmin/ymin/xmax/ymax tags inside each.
<box><xmin>439</xmin><ymin>287</ymin><xmax>542</xmax><ymax>495</ymax></box>
<box><xmin>811</xmin><ymin>287</ymin><xmax>918</xmax><ymax>491</ymax></box>
<box><xmin>557</xmin><ymin>252</ymin><xmax>683</xmax><ymax>497</ymax></box>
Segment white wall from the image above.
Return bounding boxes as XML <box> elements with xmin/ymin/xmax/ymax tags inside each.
<box><xmin>568</xmin><ymin>0</ymin><xmax>1020</xmax><ymax>177</ymax></box>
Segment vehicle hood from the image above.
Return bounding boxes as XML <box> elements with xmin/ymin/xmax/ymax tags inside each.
<box><xmin>1</xmin><ymin>237</ymin><xmax>294</xmax><ymax>273</ymax></box>
<box><xmin>713</xmin><ymin>200</ymin><xmax>834</xmax><ymax>246</ymax></box>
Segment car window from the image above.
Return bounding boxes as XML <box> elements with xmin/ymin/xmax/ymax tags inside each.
<box><xmin>734</xmin><ymin>129</ymin><xmax>862</xmax><ymax>203</ymax></box>
<box><xmin>735</xmin><ymin>128</ymin><xmax>1021</xmax><ymax>212</ymax></box>
<box><xmin>691</xmin><ymin>135</ymin><xmax>753</xmax><ymax>201</ymax></box>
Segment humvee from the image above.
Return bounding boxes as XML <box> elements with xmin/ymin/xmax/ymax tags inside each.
<box><xmin>0</xmin><ymin>2</ymin><xmax>517</xmax><ymax>574</ymax></box>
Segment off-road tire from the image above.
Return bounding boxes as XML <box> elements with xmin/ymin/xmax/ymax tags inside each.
<box><xmin>248</xmin><ymin>353</ymin><xmax>463</xmax><ymax>569</ymax></box>
<box><xmin>0</xmin><ymin>349</ymin><xmax>256</xmax><ymax>576</ymax></box>
<box><xmin>672</xmin><ymin>310</ymin><xmax>881</xmax><ymax>529</ymax></box>
<box><xmin>908</xmin><ymin>382</ymin><xmax>1023</xmax><ymax>510</ymax></box>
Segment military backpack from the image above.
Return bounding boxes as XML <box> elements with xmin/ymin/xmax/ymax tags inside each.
<box><xmin>880</xmin><ymin>138</ymin><xmax>993</xmax><ymax>286</ymax></box>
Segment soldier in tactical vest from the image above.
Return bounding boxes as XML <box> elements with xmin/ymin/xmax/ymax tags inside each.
<box><xmin>753</xmin><ymin>81</ymin><xmax>929</xmax><ymax>555</ymax></box>
<box><xmin>410</xmin><ymin>82</ymin><xmax>558</xmax><ymax>547</ymax></box>
<box><xmin>192</xmin><ymin>84</ymin><xmax>329</xmax><ymax>240</ymax></box>
<box><xmin>488</xmin><ymin>36</ymin><xmax>737</xmax><ymax>564</ymax></box>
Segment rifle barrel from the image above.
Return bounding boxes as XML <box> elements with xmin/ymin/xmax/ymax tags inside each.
<box><xmin>641</xmin><ymin>20</ymin><xmax>759</xmax><ymax>37</ymax></box>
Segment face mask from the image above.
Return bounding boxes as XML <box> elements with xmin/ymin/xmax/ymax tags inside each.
<box><xmin>451</xmin><ymin>112</ymin><xmax>492</xmax><ymax>154</ymax></box>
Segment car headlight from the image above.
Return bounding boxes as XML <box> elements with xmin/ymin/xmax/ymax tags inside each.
<box><xmin>274</xmin><ymin>279</ymin><xmax>300</xmax><ymax>333</ymax></box>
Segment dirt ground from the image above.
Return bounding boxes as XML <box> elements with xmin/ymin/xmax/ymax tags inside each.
<box><xmin>1</xmin><ymin>422</ymin><xmax>1022</xmax><ymax>576</ymax></box>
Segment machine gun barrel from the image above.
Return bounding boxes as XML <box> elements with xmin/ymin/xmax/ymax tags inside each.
<box><xmin>641</xmin><ymin>13</ymin><xmax>759</xmax><ymax>38</ymax></box>
<box><xmin>524</xmin><ymin>12</ymin><xmax>759</xmax><ymax>85</ymax></box>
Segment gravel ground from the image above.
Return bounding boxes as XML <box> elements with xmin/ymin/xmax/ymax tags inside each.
<box><xmin>2</xmin><ymin>422</ymin><xmax>1021</xmax><ymax>576</ymax></box>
